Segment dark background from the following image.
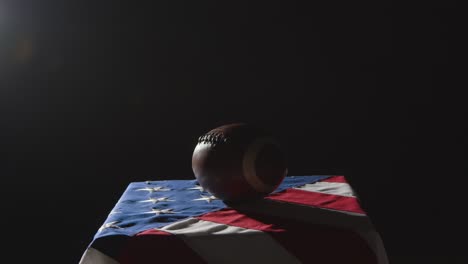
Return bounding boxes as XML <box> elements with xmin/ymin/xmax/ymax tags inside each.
<box><xmin>1</xmin><ymin>1</ymin><xmax>465</xmax><ymax>263</ymax></box>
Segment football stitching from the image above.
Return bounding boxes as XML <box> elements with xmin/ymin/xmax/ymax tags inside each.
<box><xmin>197</xmin><ymin>131</ymin><xmax>228</xmax><ymax>146</ymax></box>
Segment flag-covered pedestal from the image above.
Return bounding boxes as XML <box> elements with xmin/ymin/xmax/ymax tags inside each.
<box><xmin>79</xmin><ymin>176</ymin><xmax>388</xmax><ymax>264</ymax></box>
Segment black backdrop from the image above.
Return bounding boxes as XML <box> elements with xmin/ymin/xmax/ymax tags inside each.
<box><xmin>1</xmin><ymin>1</ymin><xmax>465</xmax><ymax>263</ymax></box>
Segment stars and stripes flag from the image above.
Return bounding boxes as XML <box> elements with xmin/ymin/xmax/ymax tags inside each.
<box><xmin>79</xmin><ymin>175</ymin><xmax>388</xmax><ymax>264</ymax></box>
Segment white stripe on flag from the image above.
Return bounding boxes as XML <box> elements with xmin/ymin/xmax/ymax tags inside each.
<box><xmin>159</xmin><ymin>217</ymin><xmax>301</xmax><ymax>264</ymax></box>
<box><xmin>294</xmin><ymin>181</ymin><xmax>356</xmax><ymax>197</ymax></box>
<box><xmin>79</xmin><ymin>247</ymin><xmax>119</xmax><ymax>264</ymax></box>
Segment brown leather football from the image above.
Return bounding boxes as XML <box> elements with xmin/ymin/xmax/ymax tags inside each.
<box><xmin>191</xmin><ymin>123</ymin><xmax>288</xmax><ymax>202</ymax></box>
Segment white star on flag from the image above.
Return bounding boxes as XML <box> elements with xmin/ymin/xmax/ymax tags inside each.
<box><xmin>193</xmin><ymin>194</ymin><xmax>218</xmax><ymax>203</ymax></box>
<box><xmin>98</xmin><ymin>221</ymin><xmax>122</xmax><ymax>232</ymax></box>
<box><xmin>144</xmin><ymin>208</ymin><xmax>176</xmax><ymax>215</ymax></box>
<box><xmin>136</xmin><ymin>186</ymin><xmax>171</xmax><ymax>193</ymax></box>
<box><xmin>139</xmin><ymin>197</ymin><xmax>174</xmax><ymax>204</ymax></box>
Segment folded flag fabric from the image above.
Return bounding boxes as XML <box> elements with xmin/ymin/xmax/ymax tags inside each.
<box><xmin>79</xmin><ymin>175</ymin><xmax>388</xmax><ymax>264</ymax></box>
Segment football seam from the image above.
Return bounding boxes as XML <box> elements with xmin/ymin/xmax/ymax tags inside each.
<box><xmin>197</xmin><ymin>131</ymin><xmax>228</xmax><ymax>145</ymax></box>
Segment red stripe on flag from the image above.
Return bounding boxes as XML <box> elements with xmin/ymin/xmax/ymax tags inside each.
<box><xmin>268</xmin><ymin>188</ymin><xmax>366</xmax><ymax>214</ymax></box>
<box><xmin>323</xmin><ymin>175</ymin><xmax>347</xmax><ymax>183</ymax></box>
<box><xmin>118</xmin><ymin>229</ymin><xmax>206</xmax><ymax>264</ymax></box>
<box><xmin>199</xmin><ymin>208</ymin><xmax>377</xmax><ymax>264</ymax></box>
<box><xmin>137</xmin><ymin>229</ymin><xmax>172</xmax><ymax>236</ymax></box>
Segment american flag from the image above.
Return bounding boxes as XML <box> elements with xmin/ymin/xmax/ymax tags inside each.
<box><xmin>79</xmin><ymin>175</ymin><xmax>388</xmax><ymax>264</ymax></box>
